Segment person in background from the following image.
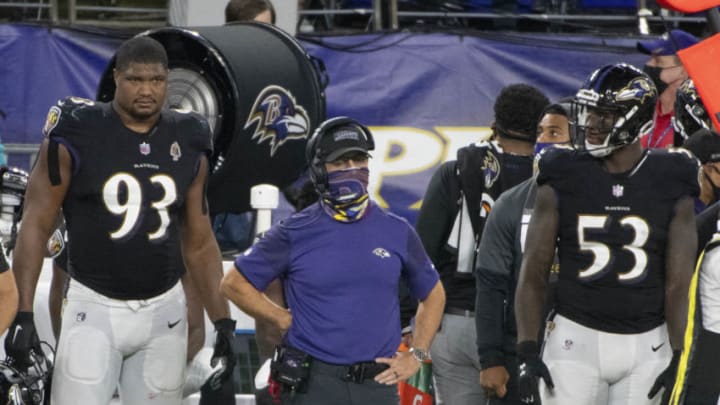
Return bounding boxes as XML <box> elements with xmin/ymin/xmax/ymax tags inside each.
<box><xmin>226</xmin><ymin>0</ymin><xmax>276</xmax><ymax>24</ymax></box>
<box><xmin>682</xmin><ymin>129</ymin><xmax>720</xmax><ymax>214</ymax></box>
<box><xmin>475</xmin><ymin>103</ymin><xmax>570</xmax><ymax>404</ymax></box>
<box><xmin>637</xmin><ymin>29</ymin><xmax>699</xmax><ymax>149</ymax></box>
<box><xmin>415</xmin><ymin>83</ymin><xmax>549</xmax><ymax>405</ymax></box>
<box><xmin>221</xmin><ymin>116</ymin><xmax>445</xmax><ymax>405</ymax></box>
<box><xmin>673</xmin><ymin>79</ymin><xmax>713</xmax><ymax>145</ymax></box>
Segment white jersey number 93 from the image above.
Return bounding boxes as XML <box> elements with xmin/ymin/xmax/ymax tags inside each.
<box><xmin>102</xmin><ymin>173</ymin><xmax>177</xmax><ymax>240</ymax></box>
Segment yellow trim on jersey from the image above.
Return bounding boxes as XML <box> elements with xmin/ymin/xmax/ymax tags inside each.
<box><xmin>669</xmin><ymin>234</ymin><xmax>720</xmax><ymax>405</ymax></box>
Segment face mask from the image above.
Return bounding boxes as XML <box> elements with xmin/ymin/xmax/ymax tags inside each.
<box><xmin>325</xmin><ymin>167</ymin><xmax>369</xmax><ymax>204</ymax></box>
<box><xmin>534</xmin><ymin>141</ymin><xmax>569</xmax><ymax>156</ymax></box>
<box><xmin>643</xmin><ymin>65</ymin><xmax>669</xmax><ymax>95</ymax></box>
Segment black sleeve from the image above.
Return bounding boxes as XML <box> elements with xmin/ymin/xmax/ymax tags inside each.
<box><xmin>415</xmin><ymin>161</ymin><xmax>458</xmax><ymax>264</ymax></box>
<box><xmin>475</xmin><ymin>190</ymin><xmax>517</xmax><ymax>369</ymax></box>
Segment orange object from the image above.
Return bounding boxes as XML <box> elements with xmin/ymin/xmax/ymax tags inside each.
<box><xmin>656</xmin><ymin>0</ymin><xmax>720</xmax><ymax>13</ymax></box>
<box><xmin>678</xmin><ymin>33</ymin><xmax>720</xmax><ymax>131</ymax></box>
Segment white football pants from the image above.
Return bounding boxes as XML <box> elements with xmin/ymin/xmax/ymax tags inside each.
<box><xmin>52</xmin><ymin>279</ymin><xmax>188</xmax><ymax>405</ymax></box>
<box><xmin>540</xmin><ymin>314</ymin><xmax>672</xmax><ymax>405</ymax></box>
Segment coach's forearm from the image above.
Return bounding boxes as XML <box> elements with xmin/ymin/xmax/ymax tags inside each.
<box><xmin>221</xmin><ymin>268</ymin><xmax>291</xmax><ymax>333</ymax></box>
<box><xmin>411</xmin><ymin>282</ymin><xmax>445</xmax><ymax>351</ymax></box>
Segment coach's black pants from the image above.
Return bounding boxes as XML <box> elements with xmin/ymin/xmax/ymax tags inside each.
<box><xmin>281</xmin><ymin>359</ymin><xmax>399</xmax><ymax>405</ymax></box>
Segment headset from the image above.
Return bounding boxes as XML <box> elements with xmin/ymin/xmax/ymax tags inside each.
<box><xmin>305</xmin><ymin>116</ymin><xmax>374</xmax><ymax>194</ymax></box>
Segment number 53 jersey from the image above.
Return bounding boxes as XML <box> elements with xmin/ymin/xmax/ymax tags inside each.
<box><xmin>537</xmin><ymin>147</ymin><xmax>700</xmax><ymax>334</ymax></box>
<box><xmin>43</xmin><ymin>97</ymin><xmax>212</xmax><ymax>300</ymax></box>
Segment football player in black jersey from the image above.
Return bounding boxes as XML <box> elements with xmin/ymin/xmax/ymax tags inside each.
<box><xmin>514</xmin><ymin>63</ymin><xmax>699</xmax><ymax>405</ymax></box>
<box><xmin>3</xmin><ymin>36</ymin><xmax>236</xmax><ymax>405</ymax></box>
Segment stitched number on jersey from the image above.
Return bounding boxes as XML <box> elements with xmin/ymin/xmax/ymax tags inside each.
<box><xmin>103</xmin><ymin>173</ymin><xmax>177</xmax><ymax>240</ymax></box>
<box><xmin>577</xmin><ymin>215</ymin><xmax>650</xmax><ymax>282</ymax></box>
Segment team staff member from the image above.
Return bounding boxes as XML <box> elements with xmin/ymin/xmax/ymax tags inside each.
<box><xmin>3</xmin><ymin>36</ymin><xmax>235</xmax><ymax>405</ymax></box>
<box><xmin>669</xmin><ymin>212</ymin><xmax>720</xmax><ymax>405</ymax></box>
<box><xmin>682</xmin><ymin>129</ymin><xmax>720</xmax><ymax>214</ymax></box>
<box><xmin>637</xmin><ymin>29</ymin><xmax>698</xmax><ymax>148</ymax></box>
<box><xmin>475</xmin><ymin>103</ymin><xmax>570</xmax><ymax>403</ymax></box>
<box><xmin>0</xmin><ymin>251</ymin><xmax>17</xmax><ymax>335</ymax></box>
<box><xmin>514</xmin><ymin>64</ymin><xmax>698</xmax><ymax>405</ymax></box>
<box><xmin>221</xmin><ymin>117</ymin><xmax>446</xmax><ymax>405</ymax></box>
<box><xmin>415</xmin><ymin>84</ymin><xmax>550</xmax><ymax>405</ymax></box>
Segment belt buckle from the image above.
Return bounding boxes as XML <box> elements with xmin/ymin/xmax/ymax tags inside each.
<box><xmin>344</xmin><ymin>364</ymin><xmax>365</xmax><ymax>383</ymax></box>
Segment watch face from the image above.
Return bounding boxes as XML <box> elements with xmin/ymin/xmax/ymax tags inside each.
<box><xmin>412</xmin><ymin>348</ymin><xmax>428</xmax><ymax>362</ymax></box>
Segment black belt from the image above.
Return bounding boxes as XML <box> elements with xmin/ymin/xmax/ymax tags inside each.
<box><xmin>445</xmin><ymin>306</ymin><xmax>475</xmax><ymax>317</ymax></box>
<box><xmin>312</xmin><ymin>359</ymin><xmax>389</xmax><ymax>383</ymax></box>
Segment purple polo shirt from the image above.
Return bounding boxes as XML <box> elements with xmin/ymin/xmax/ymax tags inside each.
<box><xmin>234</xmin><ymin>201</ymin><xmax>439</xmax><ymax>364</ymax></box>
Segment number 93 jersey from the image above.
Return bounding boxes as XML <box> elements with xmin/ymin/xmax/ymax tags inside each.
<box><xmin>43</xmin><ymin>97</ymin><xmax>213</xmax><ymax>300</ymax></box>
<box><xmin>537</xmin><ymin>146</ymin><xmax>700</xmax><ymax>334</ymax></box>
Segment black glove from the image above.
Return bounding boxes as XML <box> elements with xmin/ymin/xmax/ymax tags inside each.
<box><xmin>207</xmin><ymin>318</ymin><xmax>237</xmax><ymax>390</ymax></box>
<box><xmin>517</xmin><ymin>341</ymin><xmax>554</xmax><ymax>405</ymax></box>
<box><xmin>648</xmin><ymin>350</ymin><xmax>681</xmax><ymax>403</ymax></box>
<box><xmin>4</xmin><ymin>312</ymin><xmax>41</xmax><ymax>370</ymax></box>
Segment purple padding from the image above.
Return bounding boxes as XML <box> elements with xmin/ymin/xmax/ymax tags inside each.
<box><xmin>580</xmin><ymin>0</ymin><xmax>636</xmax><ymax>8</ymax></box>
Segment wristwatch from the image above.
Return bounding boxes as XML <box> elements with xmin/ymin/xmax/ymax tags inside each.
<box><xmin>409</xmin><ymin>347</ymin><xmax>429</xmax><ymax>363</ymax></box>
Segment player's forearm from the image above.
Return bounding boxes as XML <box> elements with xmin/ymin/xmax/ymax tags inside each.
<box><xmin>0</xmin><ymin>271</ymin><xmax>18</xmax><ymax>334</ymax></box>
<box><xmin>411</xmin><ymin>282</ymin><xmax>445</xmax><ymax>351</ymax></box>
<box><xmin>13</xmin><ymin>232</ymin><xmax>50</xmax><ymax>311</ymax></box>
<box><xmin>185</xmin><ymin>242</ymin><xmax>230</xmax><ymax>321</ymax></box>
<box><xmin>514</xmin><ymin>270</ymin><xmax>547</xmax><ymax>343</ymax></box>
<box><xmin>665</xmin><ymin>196</ymin><xmax>696</xmax><ymax>350</ymax></box>
<box><xmin>665</xmin><ymin>282</ymin><xmax>689</xmax><ymax>350</ymax></box>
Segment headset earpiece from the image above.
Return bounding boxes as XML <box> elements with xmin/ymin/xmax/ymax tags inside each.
<box><xmin>305</xmin><ymin>117</ymin><xmax>374</xmax><ymax>195</ymax></box>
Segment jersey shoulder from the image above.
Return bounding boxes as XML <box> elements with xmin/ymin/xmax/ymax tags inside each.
<box><xmin>43</xmin><ymin>97</ymin><xmax>107</xmax><ymax>138</ymax></box>
<box><xmin>164</xmin><ymin>108</ymin><xmax>213</xmax><ymax>154</ymax></box>
<box><xmin>536</xmin><ymin>145</ymin><xmax>588</xmax><ymax>186</ymax></box>
<box><xmin>645</xmin><ymin>148</ymin><xmax>700</xmax><ymax>197</ymax></box>
<box><xmin>647</xmin><ymin>147</ymin><xmax>700</xmax><ymax>175</ymax></box>
<box><xmin>374</xmin><ymin>203</ymin><xmax>413</xmax><ymax>229</ymax></box>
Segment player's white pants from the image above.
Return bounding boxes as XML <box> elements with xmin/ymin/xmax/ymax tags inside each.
<box><xmin>51</xmin><ymin>279</ymin><xmax>188</xmax><ymax>405</ymax></box>
<box><xmin>540</xmin><ymin>314</ymin><xmax>671</xmax><ymax>405</ymax></box>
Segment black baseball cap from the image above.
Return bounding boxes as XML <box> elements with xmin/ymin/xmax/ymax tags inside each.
<box><xmin>683</xmin><ymin>129</ymin><xmax>720</xmax><ymax>164</ymax></box>
<box><xmin>318</xmin><ymin>124</ymin><xmax>372</xmax><ymax>162</ymax></box>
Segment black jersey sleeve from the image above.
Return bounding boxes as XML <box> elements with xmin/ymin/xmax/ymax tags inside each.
<box><xmin>659</xmin><ymin>148</ymin><xmax>701</xmax><ymax>201</ymax></box>
<box><xmin>536</xmin><ymin>145</ymin><xmax>581</xmax><ymax>192</ymax></box>
<box><xmin>42</xmin><ymin>97</ymin><xmax>101</xmax><ymax>140</ymax></box>
<box><xmin>173</xmin><ymin>110</ymin><xmax>213</xmax><ymax>157</ymax></box>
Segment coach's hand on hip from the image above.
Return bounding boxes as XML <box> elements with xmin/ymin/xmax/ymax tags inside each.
<box><xmin>373</xmin><ymin>350</ymin><xmax>422</xmax><ymax>385</ymax></box>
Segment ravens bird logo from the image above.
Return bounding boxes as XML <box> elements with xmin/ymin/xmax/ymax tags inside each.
<box><xmin>615</xmin><ymin>77</ymin><xmax>657</xmax><ymax>103</ymax></box>
<box><xmin>244</xmin><ymin>85</ymin><xmax>310</xmax><ymax>156</ymax></box>
<box><xmin>482</xmin><ymin>151</ymin><xmax>501</xmax><ymax>188</ymax></box>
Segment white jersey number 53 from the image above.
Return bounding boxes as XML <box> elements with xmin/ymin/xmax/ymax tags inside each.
<box><xmin>576</xmin><ymin>214</ymin><xmax>649</xmax><ymax>283</ymax></box>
